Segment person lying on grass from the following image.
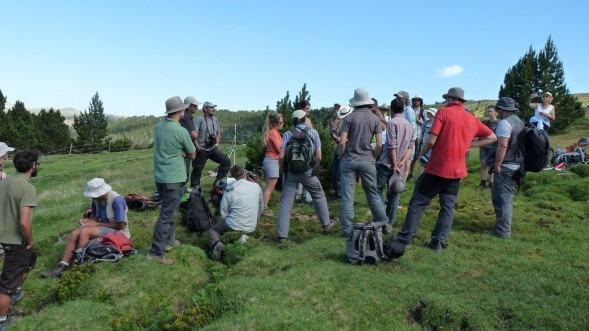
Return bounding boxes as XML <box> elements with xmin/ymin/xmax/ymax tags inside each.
<box><xmin>41</xmin><ymin>178</ymin><xmax>129</xmax><ymax>278</ymax></box>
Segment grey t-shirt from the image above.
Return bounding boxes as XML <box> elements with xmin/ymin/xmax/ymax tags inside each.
<box><xmin>340</xmin><ymin>107</ymin><xmax>382</xmax><ymax>161</ymax></box>
<box><xmin>193</xmin><ymin>115</ymin><xmax>221</xmax><ymax>151</ymax></box>
<box><xmin>495</xmin><ymin>118</ymin><xmax>520</xmax><ymax>170</ymax></box>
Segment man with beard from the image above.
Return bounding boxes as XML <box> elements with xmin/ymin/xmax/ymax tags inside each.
<box><xmin>0</xmin><ymin>151</ymin><xmax>39</xmax><ymax>328</ymax></box>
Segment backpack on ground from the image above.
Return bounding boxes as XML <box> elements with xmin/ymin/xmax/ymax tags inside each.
<box><xmin>346</xmin><ymin>222</ymin><xmax>386</xmax><ymax>265</ymax></box>
<box><xmin>73</xmin><ymin>234</ymin><xmax>136</xmax><ymax>265</ymax></box>
<box><xmin>125</xmin><ymin>194</ymin><xmax>159</xmax><ymax>211</ymax></box>
<box><xmin>518</xmin><ymin>123</ymin><xmax>551</xmax><ymax>173</ymax></box>
<box><xmin>182</xmin><ymin>188</ymin><xmax>214</xmax><ymax>232</ymax></box>
<box><xmin>285</xmin><ymin>127</ymin><xmax>313</xmax><ymax>173</ymax></box>
<box><xmin>100</xmin><ymin>232</ymin><xmax>133</xmax><ymax>254</ymax></box>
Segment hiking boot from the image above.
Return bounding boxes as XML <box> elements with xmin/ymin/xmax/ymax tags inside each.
<box><xmin>322</xmin><ymin>217</ymin><xmax>339</xmax><ymax>232</ymax></box>
<box><xmin>382</xmin><ymin>224</ymin><xmax>393</xmax><ymax>235</ymax></box>
<box><xmin>478</xmin><ymin>182</ymin><xmax>487</xmax><ymax>190</ymax></box>
<box><xmin>262</xmin><ymin>208</ymin><xmax>274</xmax><ymax>217</ymax></box>
<box><xmin>147</xmin><ymin>253</ymin><xmax>173</xmax><ymax>265</ymax></box>
<box><xmin>393</xmin><ymin>236</ymin><xmax>413</xmax><ymax>247</ymax></box>
<box><xmin>165</xmin><ymin>240</ymin><xmax>181</xmax><ymax>252</ymax></box>
<box><xmin>277</xmin><ymin>237</ymin><xmax>288</xmax><ymax>244</ymax></box>
<box><xmin>41</xmin><ymin>263</ymin><xmax>68</xmax><ymax>278</ymax></box>
<box><xmin>425</xmin><ymin>240</ymin><xmax>448</xmax><ymax>252</ymax></box>
<box><xmin>0</xmin><ymin>316</ymin><xmax>13</xmax><ymax>329</ymax></box>
<box><xmin>10</xmin><ymin>288</ymin><xmax>24</xmax><ymax>306</ymax></box>
<box><xmin>211</xmin><ymin>242</ymin><xmax>225</xmax><ymax>261</ymax></box>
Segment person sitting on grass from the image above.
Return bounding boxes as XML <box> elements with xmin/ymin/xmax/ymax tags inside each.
<box><xmin>209</xmin><ymin>165</ymin><xmax>263</xmax><ymax>261</ymax></box>
<box><xmin>41</xmin><ymin>178</ymin><xmax>129</xmax><ymax>278</ymax></box>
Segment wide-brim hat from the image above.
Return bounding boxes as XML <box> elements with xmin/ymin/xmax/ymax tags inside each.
<box><xmin>292</xmin><ymin>109</ymin><xmax>307</xmax><ymax>120</ymax></box>
<box><xmin>411</xmin><ymin>94</ymin><xmax>423</xmax><ymax>101</ymax></box>
<box><xmin>0</xmin><ymin>142</ymin><xmax>15</xmax><ymax>157</ymax></box>
<box><xmin>349</xmin><ymin>88</ymin><xmax>373</xmax><ymax>107</ymax></box>
<box><xmin>388</xmin><ymin>174</ymin><xmax>405</xmax><ymax>194</ymax></box>
<box><xmin>184</xmin><ymin>96</ymin><xmax>201</xmax><ymax>107</ymax></box>
<box><xmin>379</xmin><ymin>103</ymin><xmax>389</xmax><ymax>111</ymax></box>
<box><xmin>442</xmin><ymin>87</ymin><xmax>465</xmax><ymax>102</ymax></box>
<box><xmin>165</xmin><ymin>96</ymin><xmax>186</xmax><ymax>114</ymax></box>
<box><xmin>337</xmin><ymin>105</ymin><xmax>353</xmax><ymax>119</ymax></box>
<box><xmin>495</xmin><ymin>97</ymin><xmax>518</xmax><ymax>112</ymax></box>
<box><xmin>425</xmin><ymin>108</ymin><xmax>437</xmax><ymax>118</ymax></box>
<box><xmin>84</xmin><ymin>178</ymin><xmax>112</xmax><ymax>198</ymax></box>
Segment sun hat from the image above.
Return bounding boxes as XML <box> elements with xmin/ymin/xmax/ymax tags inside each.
<box><xmin>379</xmin><ymin>103</ymin><xmax>389</xmax><ymax>111</ymax></box>
<box><xmin>542</xmin><ymin>91</ymin><xmax>552</xmax><ymax>97</ymax></box>
<box><xmin>203</xmin><ymin>101</ymin><xmax>217</xmax><ymax>108</ymax></box>
<box><xmin>184</xmin><ymin>96</ymin><xmax>201</xmax><ymax>107</ymax></box>
<box><xmin>425</xmin><ymin>108</ymin><xmax>437</xmax><ymax>118</ymax></box>
<box><xmin>83</xmin><ymin>178</ymin><xmax>112</xmax><ymax>198</ymax></box>
<box><xmin>495</xmin><ymin>97</ymin><xmax>518</xmax><ymax>112</ymax></box>
<box><xmin>0</xmin><ymin>142</ymin><xmax>15</xmax><ymax>158</ymax></box>
<box><xmin>394</xmin><ymin>91</ymin><xmax>410</xmax><ymax>101</ymax></box>
<box><xmin>388</xmin><ymin>174</ymin><xmax>406</xmax><ymax>194</ymax></box>
<box><xmin>442</xmin><ymin>87</ymin><xmax>465</xmax><ymax>102</ymax></box>
<box><xmin>336</xmin><ymin>105</ymin><xmax>353</xmax><ymax>119</ymax></box>
<box><xmin>292</xmin><ymin>109</ymin><xmax>307</xmax><ymax>120</ymax></box>
<box><xmin>349</xmin><ymin>88</ymin><xmax>373</xmax><ymax>107</ymax></box>
<box><xmin>165</xmin><ymin>96</ymin><xmax>186</xmax><ymax>114</ymax></box>
<box><xmin>411</xmin><ymin>94</ymin><xmax>423</xmax><ymax>101</ymax></box>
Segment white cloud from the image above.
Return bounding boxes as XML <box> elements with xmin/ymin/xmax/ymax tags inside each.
<box><xmin>438</xmin><ymin>65</ymin><xmax>464</xmax><ymax>77</ymax></box>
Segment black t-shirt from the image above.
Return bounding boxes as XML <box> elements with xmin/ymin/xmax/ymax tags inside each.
<box><xmin>179</xmin><ymin>111</ymin><xmax>195</xmax><ymax>134</ymax></box>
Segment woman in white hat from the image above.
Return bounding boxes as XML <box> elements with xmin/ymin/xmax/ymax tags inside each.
<box><xmin>528</xmin><ymin>92</ymin><xmax>556</xmax><ymax>135</ymax></box>
<box><xmin>0</xmin><ymin>142</ymin><xmax>15</xmax><ymax>181</ymax></box>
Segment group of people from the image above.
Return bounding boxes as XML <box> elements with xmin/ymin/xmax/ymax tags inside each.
<box><xmin>0</xmin><ymin>86</ymin><xmax>555</xmax><ymax>327</ymax></box>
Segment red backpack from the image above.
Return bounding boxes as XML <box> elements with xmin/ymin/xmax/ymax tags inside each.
<box><xmin>99</xmin><ymin>232</ymin><xmax>133</xmax><ymax>253</ymax></box>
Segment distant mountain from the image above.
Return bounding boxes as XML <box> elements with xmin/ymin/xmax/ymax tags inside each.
<box><xmin>3</xmin><ymin>102</ymin><xmax>123</xmax><ymax>125</ymax></box>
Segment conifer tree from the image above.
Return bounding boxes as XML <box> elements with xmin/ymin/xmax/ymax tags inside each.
<box><xmin>36</xmin><ymin>108</ymin><xmax>72</xmax><ymax>152</ymax></box>
<box><xmin>73</xmin><ymin>92</ymin><xmax>108</xmax><ymax>151</ymax></box>
<box><xmin>7</xmin><ymin>101</ymin><xmax>37</xmax><ymax>149</ymax></box>
<box><xmin>0</xmin><ymin>89</ymin><xmax>6</xmax><ymax>111</ymax></box>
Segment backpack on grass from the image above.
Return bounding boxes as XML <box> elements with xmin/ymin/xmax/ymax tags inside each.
<box><xmin>73</xmin><ymin>233</ymin><xmax>135</xmax><ymax>265</ymax></box>
<box><xmin>285</xmin><ymin>127</ymin><xmax>313</xmax><ymax>173</ymax></box>
<box><xmin>182</xmin><ymin>188</ymin><xmax>214</xmax><ymax>232</ymax></box>
<box><xmin>346</xmin><ymin>222</ymin><xmax>386</xmax><ymax>265</ymax></box>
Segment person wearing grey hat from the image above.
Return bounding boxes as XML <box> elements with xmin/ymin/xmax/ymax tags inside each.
<box><xmin>190</xmin><ymin>101</ymin><xmax>231</xmax><ymax>190</ymax></box>
<box><xmin>0</xmin><ymin>151</ymin><xmax>40</xmax><ymax>324</ymax></box>
<box><xmin>393</xmin><ymin>87</ymin><xmax>496</xmax><ymax>252</ymax></box>
<box><xmin>490</xmin><ymin>97</ymin><xmax>525</xmax><ymax>239</ymax></box>
<box><xmin>41</xmin><ymin>178</ymin><xmax>130</xmax><ymax>277</ymax></box>
<box><xmin>338</xmin><ymin>88</ymin><xmax>388</xmax><ymax>236</ymax></box>
<box><xmin>148</xmin><ymin>97</ymin><xmax>196</xmax><ymax>265</ymax></box>
<box><xmin>394</xmin><ymin>91</ymin><xmax>418</xmax><ymax>180</ymax></box>
<box><xmin>180</xmin><ymin>96</ymin><xmax>201</xmax><ymax>179</ymax></box>
<box><xmin>276</xmin><ymin>109</ymin><xmax>338</xmax><ymax>242</ymax></box>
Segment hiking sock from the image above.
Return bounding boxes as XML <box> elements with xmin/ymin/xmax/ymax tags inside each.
<box><xmin>59</xmin><ymin>261</ymin><xmax>69</xmax><ymax>267</ymax></box>
<box><xmin>0</xmin><ymin>316</ymin><xmax>6</xmax><ymax>322</ymax></box>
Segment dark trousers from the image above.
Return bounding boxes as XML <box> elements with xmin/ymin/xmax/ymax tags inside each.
<box><xmin>149</xmin><ymin>182</ymin><xmax>184</xmax><ymax>256</ymax></box>
<box><xmin>190</xmin><ymin>147</ymin><xmax>231</xmax><ymax>188</ymax></box>
<box><xmin>397</xmin><ymin>173</ymin><xmax>461</xmax><ymax>244</ymax></box>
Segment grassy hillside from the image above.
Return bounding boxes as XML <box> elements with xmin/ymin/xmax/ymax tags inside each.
<box><xmin>3</xmin><ymin>111</ymin><xmax>588</xmax><ymax>330</ymax></box>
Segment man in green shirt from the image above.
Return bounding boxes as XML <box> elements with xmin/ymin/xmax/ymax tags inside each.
<box><xmin>147</xmin><ymin>97</ymin><xmax>196</xmax><ymax>265</ymax></box>
<box><xmin>0</xmin><ymin>151</ymin><xmax>39</xmax><ymax>328</ymax></box>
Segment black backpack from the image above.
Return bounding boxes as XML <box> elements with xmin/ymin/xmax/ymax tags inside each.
<box><xmin>518</xmin><ymin>123</ymin><xmax>551</xmax><ymax>172</ymax></box>
<box><xmin>182</xmin><ymin>188</ymin><xmax>214</xmax><ymax>232</ymax></box>
<box><xmin>285</xmin><ymin>127</ymin><xmax>313</xmax><ymax>173</ymax></box>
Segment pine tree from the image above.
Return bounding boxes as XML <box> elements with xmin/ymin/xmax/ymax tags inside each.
<box><xmin>276</xmin><ymin>90</ymin><xmax>293</xmax><ymax>129</ymax></box>
<box><xmin>7</xmin><ymin>101</ymin><xmax>37</xmax><ymax>149</ymax></box>
<box><xmin>499</xmin><ymin>37</ymin><xmax>583</xmax><ymax>133</ymax></box>
<box><xmin>73</xmin><ymin>92</ymin><xmax>108</xmax><ymax>152</ymax></box>
<box><xmin>0</xmin><ymin>89</ymin><xmax>6</xmax><ymax>111</ymax></box>
<box><xmin>36</xmin><ymin>108</ymin><xmax>72</xmax><ymax>152</ymax></box>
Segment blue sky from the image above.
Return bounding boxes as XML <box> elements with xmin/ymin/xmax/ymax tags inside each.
<box><xmin>1</xmin><ymin>0</ymin><xmax>587</xmax><ymax>116</ymax></box>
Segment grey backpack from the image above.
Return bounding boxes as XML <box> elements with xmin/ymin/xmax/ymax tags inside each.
<box><xmin>346</xmin><ymin>222</ymin><xmax>385</xmax><ymax>265</ymax></box>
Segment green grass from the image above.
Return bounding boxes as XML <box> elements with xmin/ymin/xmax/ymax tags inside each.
<box><xmin>3</xmin><ymin>133</ymin><xmax>589</xmax><ymax>330</ymax></box>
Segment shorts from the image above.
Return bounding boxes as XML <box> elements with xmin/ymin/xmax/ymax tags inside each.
<box><xmin>263</xmin><ymin>156</ymin><xmax>280</xmax><ymax>179</ymax></box>
<box><xmin>0</xmin><ymin>243</ymin><xmax>37</xmax><ymax>295</ymax></box>
<box><xmin>98</xmin><ymin>227</ymin><xmax>122</xmax><ymax>237</ymax></box>
<box><xmin>479</xmin><ymin>147</ymin><xmax>493</xmax><ymax>165</ymax></box>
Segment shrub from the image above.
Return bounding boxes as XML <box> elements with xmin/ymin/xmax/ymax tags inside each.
<box><xmin>56</xmin><ymin>264</ymin><xmax>94</xmax><ymax>302</ymax></box>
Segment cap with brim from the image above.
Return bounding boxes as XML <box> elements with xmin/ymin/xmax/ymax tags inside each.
<box><xmin>442</xmin><ymin>87</ymin><xmax>466</xmax><ymax>102</ymax></box>
<box><xmin>292</xmin><ymin>109</ymin><xmax>307</xmax><ymax>120</ymax></box>
<box><xmin>337</xmin><ymin>105</ymin><xmax>353</xmax><ymax>119</ymax></box>
<box><xmin>83</xmin><ymin>178</ymin><xmax>112</xmax><ymax>198</ymax></box>
<box><xmin>542</xmin><ymin>92</ymin><xmax>552</xmax><ymax>97</ymax></box>
<box><xmin>349</xmin><ymin>88</ymin><xmax>373</xmax><ymax>107</ymax></box>
<box><xmin>394</xmin><ymin>91</ymin><xmax>410</xmax><ymax>101</ymax></box>
<box><xmin>411</xmin><ymin>94</ymin><xmax>423</xmax><ymax>101</ymax></box>
<box><xmin>203</xmin><ymin>101</ymin><xmax>217</xmax><ymax>108</ymax></box>
<box><xmin>495</xmin><ymin>97</ymin><xmax>518</xmax><ymax>112</ymax></box>
<box><xmin>425</xmin><ymin>108</ymin><xmax>437</xmax><ymax>118</ymax></box>
<box><xmin>0</xmin><ymin>142</ymin><xmax>15</xmax><ymax>157</ymax></box>
<box><xmin>165</xmin><ymin>96</ymin><xmax>186</xmax><ymax>114</ymax></box>
<box><xmin>184</xmin><ymin>96</ymin><xmax>201</xmax><ymax>107</ymax></box>
<box><xmin>388</xmin><ymin>174</ymin><xmax>405</xmax><ymax>194</ymax></box>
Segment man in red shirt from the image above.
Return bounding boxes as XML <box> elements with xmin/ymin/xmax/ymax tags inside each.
<box><xmin>394</xmin><ymin>87</ymin><xmax>497</xmax><ymax>251</ymax></box>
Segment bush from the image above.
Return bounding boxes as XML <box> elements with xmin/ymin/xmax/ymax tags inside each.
<box><xmin>568</xmin><ymin>164</ymin><xmax>589</xmax><ymax>178</ymax></box>
<box><xmin>110</xmin><ymin>137</ymin><xmax>134</xmax><ymax>152</ymax></box>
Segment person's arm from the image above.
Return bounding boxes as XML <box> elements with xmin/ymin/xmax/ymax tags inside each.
<box><xmin>543</xmin><ymin>106</ymin><xmax>556</xmax><ymax>121</ymax></box>
<box><xmin>220</xmin><ymin>192</ymin><xmax>230</xmax><ymax>220</ymax></box>
<box><xmin>338</xmin><ymin>131</ymin><xmax>348</xmax><ymax>159</ymax></box>
<box><xmin>493</xmin><ymin>137</ymin><xmax>509</xmax><ymax>174</ymax></box>
<box><xmin>470</xmin><ymin>133</ymin><xmax>497</xmax><ymax>148</ymax></box>
<box><xmin>279</xmin><ymin>148</ymin><xmax>286</xmax><ymax>174</ymax></box>
<box><xmin>528</xmin><ymin>94</ymin><xmax>538</xmax><ymax>110</ymax></box>
<box><xmin>314</xmin><ymin>148</ymin><xmax>322</xmax><ymax>168</ymax></box>
<box><xmin>373</xmin><ymin>133</ymin><xmax>382</xmax><ymax>159</ymax></box>
<box><xmin>420</xmin><ymin>133</ymin><xmax>438</xmax><ymax>157</ymax></box>
<box><xmin>20</xmin><ymin>206</ymin><xmax>34</xmax><ymax>249</ymax></box>
<box><xmin>86</xmin><ymin>220</ymin><xmax>125</xmax><ymax>230</ymax></box>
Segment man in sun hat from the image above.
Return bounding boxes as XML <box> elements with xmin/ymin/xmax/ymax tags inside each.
<box><xmin>0</xmin><ymin>151</ymin><xmax>39</xmax><ymax>326</ymax></box>
<box><xmin>276</xmin><ymin>109</ymin><xmax>338</xmax><ymax>242</ymax></box>
<box><xmin>490</xmin><ymin>97</ymin><xmax>524</xmax><ymax>239</ymax></box>
<box><xmin>338</xmin><ymin>88</ymin><xmax>388</xmax><ymax>236</ymax></box>
<box><xmin>180</xmin><ymin>96</ymin><xmax>202</xmax><ymax>180</ymax></box>
<box><xmin>41</xmin><ymin>178</ymin><xmax>130</xmax><ymax>278</ymax></box>
<box><xmin>0</xmin><ymin>142</ymin><xmax>15</xmax><ymax>181</ymax></box>
<box><xmin>190</xmin><ymin>101</ymin><xmax>231</xmax><ymax>190</ymax></box>
<box><xmin>148</xmin><ymin>96</ymin><xmax>196</xmax><ymax>265</ymax></box>
<box><xmin>393</xmin><ymin>87</ymin><xmax>496</xmax><ymax>252</ymax></box>
<box><xmin>329</xmin><ymin>104</ymin><xmax>353</xmax><ymax>199</ymax></box>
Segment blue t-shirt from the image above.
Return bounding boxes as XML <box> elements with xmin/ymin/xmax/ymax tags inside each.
<box><xmin>91</xmin><ymin>196</ymin><xmax>126</xmax><ymax>223</ymax></box>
